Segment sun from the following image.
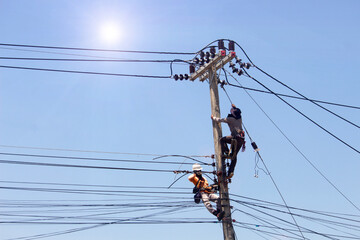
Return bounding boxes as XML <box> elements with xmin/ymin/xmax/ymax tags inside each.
<box><xmin>99</xmin><ymin>22</ymin><xmax>121</xmax><ymax>44</ymax></box>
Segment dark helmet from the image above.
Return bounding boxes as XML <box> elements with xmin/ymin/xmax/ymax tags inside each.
<box><xmin>230</xmin><ymin>107</ymin><xmax>241</xmax><ymax>119</ymax></box>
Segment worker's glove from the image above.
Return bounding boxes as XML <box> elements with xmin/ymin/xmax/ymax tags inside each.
<box><xmin>193</xmin><ymin>187</ymin><xmax>199</xmax><ymax>193</ymax></box>
<box><xmin>211</xmin><ymin>184</ymin><xmax>219</xmax><ymax>191</ymax></box>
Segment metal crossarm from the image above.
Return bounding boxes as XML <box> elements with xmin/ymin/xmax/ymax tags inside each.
<box><xmin>190</xmin><ymin>51</ymin><xmax>235</xmax><ymax>81</ymax></box>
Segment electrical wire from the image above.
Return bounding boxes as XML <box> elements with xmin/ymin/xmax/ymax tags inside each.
<box><xmin>251</xmin><ymin>66</ymin><xmax>359</xmax><ymax>129</ymax></box>
<box><xmin>0</xmin><ymin>220</ymin><xmax>218</xmax><ymax>225</ymax></box>
<box><xmin>0</xmin><ymin>186</ymin><xmax>190</xmax><ymax>195</ymax></box>
<box><xmin>168</xmin><ymin>59</ymin><xmax>191</xmax><ymax>77</ymax></box>
<box><xmin>230</xmin><ymin>40</ymin><xmax>359</xmax><ymax>127</ymax></box>
<box><xmin>232</xmin><ymin>208</ymin><xmax>304</xmax><ymax>239</ymax></box>
<box><xmin>242</xmin><ymin>202</ymin><xmax>360</xmax><ymax>233</ymax></box>
<box><xmin>226</xmin><ymin>83</ymin><xmax>360</xmax><ymax>110</ymax></box>
<box><xmin>230</xmin><ymin>194</ymin><xmax>360</xmax><ymax>221</ymax></box>
<box><xmin>3</xmin><ymin>39</ymin><xmax>358</xmax><ymax>239</ymax></box>
<box><xmin>0</xmin><ymin>158</ymin><xmax>216</xmax><ymax>173</ymax></box>
<box><xmin>0</xmin><ymin>57</ymin><xmax>186</xmax><ymax>63</ymax></box>
<box><xmin>219</xmin><ymin>84</ymin><xmax>306</xmax><ymax>239</ymax></box>
<box><xmin>0</xmin><ymin>65</ymin><xmax>171</xmax><ymax>79</ymax></box>
<box><xmin>4</xmin><ymin>207</ymin><xmax>185</xmax><ymax>240</ymax></box>
<box><xmin>0</xmin><ymin>180</ymin><xmax>189</xmax><ymax>190</ymax></box>
<box><xmin>235</xmin><ymin>200</ymin><xmax>360</xmax><ymax>229</ymax></box>
<box><xmin>234</xmin><ymin>222</ymin><xmax>360</xmax><ymax>240</ymax></box>
<box><xmin>232</xmin><ymin>201</ymin><xmax>360</xmax><ymax>239</ymax></box>
<box><xmin>0</xmin><ymin>152</ymin><xmax>209</xmax><ymax>166</ymax></box>
<box><xmin>242</xmin><ymin>69</ymin><xmax>360</xmax><ymax>154</ymax></box>
<box><xmin>245</xmin><ymin>129</ymin><xmax>306</xmax><ymax>240</ymax></box>
<box><xmin>0</xmin><ymin>144</ymin><xmax>211</xmax><ymax>158</ymax></box>
<box><xmin>233</xmin><ymin>223</ymin><xmax>305</xmax><ymax>240</ymax></box>
<box><xmin>153</xmin><ymin>154</ymin><xmax>210</xmax><ymax>165</ymax></box>
<box><xmin>238</xmin><ymin>202</ymin><xmax>339</xmax><ymax>240</ymax></box>
<box><xmin>0</xmin><ymin>43</ymin><xmax>196</xmax><ymax>55</ymax></box>
<box><xmin>224</xmin><ymin>69</ymin><xmax>360</xmax><ymax>214</ymax></box>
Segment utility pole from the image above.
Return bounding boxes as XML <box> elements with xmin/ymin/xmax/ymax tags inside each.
<box><xmin>190</xmin><ymin>46</ymin><xmax>236</xmax><ymax>240</ymax></box>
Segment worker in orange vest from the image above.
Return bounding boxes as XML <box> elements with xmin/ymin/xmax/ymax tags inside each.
<box><xmin>188</xmin><ymin>163</ymin><xmax>225</xmax><ymax>221</ymax></box>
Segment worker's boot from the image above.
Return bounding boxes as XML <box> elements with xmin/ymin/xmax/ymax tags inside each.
<box><xmin>222</xmin><ymin>150</ymin><xmax>230</xmax><ymax>159</ymax></box>
<box><xmin>216</xmin><ymin>211</ymin><xmax>225</xmax><ymax>221</ymax></box>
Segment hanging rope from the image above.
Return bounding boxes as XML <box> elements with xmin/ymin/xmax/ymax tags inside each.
<box><xmin>220</xmin><ymin>81</ymin><xmax>233</xmax><ymax>105</ymax></box>
<box><xmin>219</xmin><ymin>80</ymin><xmax>306</xmax><ymax>240</ymax></box>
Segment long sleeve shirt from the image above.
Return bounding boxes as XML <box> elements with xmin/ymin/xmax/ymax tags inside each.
<box><xmin>188</xmin><ymin>174</ymin><xmax>212</xmax><ymax>193</ymax></box>
<box><xmin>212</xmin><ymin>116</ymin><xmax>243</xmax><ymax>137</ymax></box>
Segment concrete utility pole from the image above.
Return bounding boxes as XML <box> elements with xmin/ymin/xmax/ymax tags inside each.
<box><xmin>190</xmin><ymin>50</ymin><xmax>236</xmax><ymax>240</ymax></box>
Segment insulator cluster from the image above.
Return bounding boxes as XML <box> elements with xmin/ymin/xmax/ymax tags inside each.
<box><xmin>173</xmin><ymin>40</ymin><xmax>244</xmax><ymax>81</ymax></box>
<box><xmin>229</xmin><ymin>56</ymin><xmax>251</xmax><ymax>76</ymax></box>
<box><xmin>192</xmin><ymin>40</ymin><xmax>234</xmax><ymax>68</ymax></box>
<box><xmin>193</xmin><ymin>47</ymin><xmax>217</xmax><ymax>66</ymax></box>
<box><xmin>173</xmin><ymin>74</ymin><xmax>189</xmax><ymax>81</ymax></box>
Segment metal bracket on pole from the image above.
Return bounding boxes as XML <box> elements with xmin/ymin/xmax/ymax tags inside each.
<box><xmin>190</xmin><ymin>52</ymin><xmax>235</xmax><ymax>82</ymax></box>
<box><xmin>199</xmin><ymin>54</ymin><xmax>235</xmax><ymax>82</ymax></box>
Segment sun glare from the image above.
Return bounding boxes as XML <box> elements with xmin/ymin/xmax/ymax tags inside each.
<box><xmin>99</xmin><ymin>22</ymin><xmax>121</xmax><ymax>44</ymax></box>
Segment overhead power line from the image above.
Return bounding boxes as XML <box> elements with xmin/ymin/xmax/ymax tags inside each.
<box><xmin>226</xmin><ymin>83</ymin><xmax>360</xmax><ymax>110</ymax></box>
<box><xmin>238</xmin><ymin>201</ymin><xmax>360</xmax><ymax>230</ymax></box>
<box><xmin>242</xmin><ymin>69</ymin><xmax>360</xmax><ymax>155</ymax></box>
<box><xmin>0</xmin><ymin>65</ymin><xmax>171</xmax><ymax>79</ymax></box>
<box><xmin>0</xmin><ymin>144</ymin><xmax>211</xmax><ymax>158</ymax></box>
<box><xmin>0</xmin><ymin>57</ymin><xmax>187</xmax><ymax>63</ymax></box>
<box><xmin>0</xmin><ymin>159</ymin><xmax>214</xmax><ymax>174</ymax></box>
<box><xmin>231</xmin><ymin>201</ymin><xmax>360</xmax><ymax>239</ymax></box>
<box><xmin>0</xmin><ymin>186</ymin><xmax>190</xmax><ymax>195</ymax></box>
<box><xmin>224</xmin><ymin>70</ymin><xmax>360</xmax><ymax>213</ymax></box>
<box><xmin>230</xmin><ymin>193</ymin><xmax>360</xmax><ymax>220</ymax></box>
<box><xmin>0</xmin><ymin>152</ymin><xmax>211</xmax><ymax>166</ymax></box>
<box><xmin>251</xmin><ymin>65</ymin><xmax>360</xmax><ymax>129</ymax></box>
<box><xmin>0</xmin><ymin>180</ymin><xmax>190</xmax><ymax>190</ymax></box>
<box><xmin>230</xmin><ymin>40</ymin><xmax>360</xmax><ymax>128</ymax></box>
<box><xmin>0</xmin><ymin>43</ymin><xmax>196</xmax><ymax>55</ymax></box>
<box><xmin>220</xmin><ymin>68</ymin><xmax>360</xmax><ymax>237</ymax></box>
<box><xmin>0</xmin><ymin>220</ymin><xmax>217</xmax><ymax>225</ymax></box>
<box><xmin>234</xmin><ymin>222</ymin><xmax>360</xmax><ymax>240</ymax></box>
<box><xmin>219</xmin><ymin>81</ymin><xmax>305</xmax><ymax>239</ymax></box>
<box><xmin>3</xmin><ymin>208</ymin><xmax>185</xmax><ymax>240</ymax></box>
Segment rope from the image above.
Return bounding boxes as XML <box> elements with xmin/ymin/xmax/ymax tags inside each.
<box><xmin>219</xmin><ymin>83</ymin><xmax>306</xmax><ymax>240</ymax></box>
<box><xmin>221</xmin><ymin>84</ymin><xmax>233</xmax><ymax>105</ymax></box>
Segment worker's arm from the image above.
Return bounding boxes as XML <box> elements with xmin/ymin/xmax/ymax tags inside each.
<box><xmin>211</xmin><ymin>115</ymin><xmax>228</xmax><ymax>123</ymax></box>
<box><xmin>188</xmin><ymin>174</ymin><xmax>198</xmax><ymax>185</ymax></box>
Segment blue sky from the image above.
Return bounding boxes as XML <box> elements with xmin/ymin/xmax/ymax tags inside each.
<box><xmin>0</xmin><ymin>0</ymin><xmax>359</xmax><ymax>239</ymax></box>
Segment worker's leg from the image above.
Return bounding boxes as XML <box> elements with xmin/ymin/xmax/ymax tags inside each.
<box><xmin>208</xmin><ymin>193</ymin><xmax>221</xmax><ymax>212</ymax></box>
<box><xmin>220</xmin><ymin>136</ymin><xmax>232</xmax><ymax>155</ymax></box>
<box><xmin>200</xmin><ymin>192</ymin><xmax>216</xmax><ymax>214</ymax></box>
<box><xmin>228</xmin><ymin>136</ymin><xmax>244</xmax><ymax>175</ymax></box>
<box><xmin>208</xmin><ymin>193</ymin><xmax>225</xmax><ymax>221</ymax></box>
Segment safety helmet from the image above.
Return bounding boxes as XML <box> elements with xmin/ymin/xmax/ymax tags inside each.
<box><xmin>230</xmin><ymin>107</ymin><xmax>241</xmax><ymax>119</ymax></box>
<box><xmin>192</xmin><ymin>163</ymin><xmax>202</xmax><ymax>171</ymax></box>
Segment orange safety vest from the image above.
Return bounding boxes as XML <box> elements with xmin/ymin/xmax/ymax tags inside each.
<box><xmin>188</xmin><ymin>174</ymin><xmax>213</xmax><ymax>193</ymax></box>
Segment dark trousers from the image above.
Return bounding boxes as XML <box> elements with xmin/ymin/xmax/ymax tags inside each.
<box><xmin>220</xmin><ymin>135</ymin><xmax>244</xmax><ymax>174</ymax></box>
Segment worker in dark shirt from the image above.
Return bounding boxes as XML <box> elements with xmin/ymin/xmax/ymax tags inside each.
<box><xmin>211</xmin><ymin>104</ymin><xmax>245</xmax><ymax>178</ymax></box>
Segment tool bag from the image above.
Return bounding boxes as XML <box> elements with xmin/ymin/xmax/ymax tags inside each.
<box><xmin>194</xmin><ymin>191</ymin><xmax>201</xmax><ymax>204</ymax></box>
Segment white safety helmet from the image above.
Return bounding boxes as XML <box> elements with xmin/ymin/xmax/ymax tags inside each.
<box><xmin>192</xmin><ymin>163</ymin><xmax>202</xmax><ymax>171</ymax></box>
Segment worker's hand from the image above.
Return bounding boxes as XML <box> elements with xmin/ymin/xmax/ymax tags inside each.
<box><xmin>231</xmin><ymin>104</ymin><xmax>236</xmax><ymax>108</ymax></box>
<box><xmin>211</xmin><ymin>115</ymin><xmax>214</xmax><ymax>120</ymax></box>
<box><xmin>193</xmin><ymin>187</ymin><xmax>199</xmax><ymax>193</ymax></box>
